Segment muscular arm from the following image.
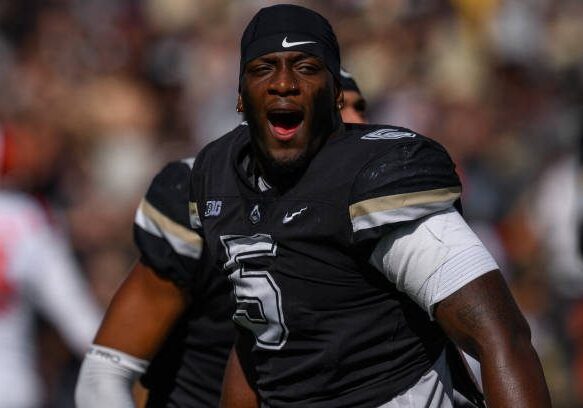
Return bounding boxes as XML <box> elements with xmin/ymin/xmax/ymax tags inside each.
<box><xmin>435</xmin><ymin>270</ymin><xmax>551</xmax><ymax>407</ymax></box>
<box><xmin>94</xmin><ymin>261</ymin><xmax>188</xmax><ymax>358</ymax></box>
<box><xmin>75</xmin><ymin>261</ymin><xmax>188</xmax><ymax>407</ymax></box>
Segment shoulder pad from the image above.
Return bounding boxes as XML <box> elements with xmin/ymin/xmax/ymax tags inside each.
<box><xmin>134</xmin><ymin>160</ymin><xmax>202</xmax><ymax>259</ymax></box>
<box><xmin>344</xmin><ymin>123</ymin><xmax>417</xmax><ymax>142</ymax></box>
<box><xmin>134</xmin><ymin>160</ymin><xmax>203</xmax><ymax>287</ymax></box>
<box><xmin>349</xmin><ymin>137</ymin><xmax>461</xmax><ymax>242</ymax></box>
<box><xmin>360</xmin><ymin>127</ymin><xmax>417</xmax><ymax>141</ymax></box>
<box><xmin>141</xmin><ymin>160</ymin><xmax>192</xmax><ymax>227</ymax></box>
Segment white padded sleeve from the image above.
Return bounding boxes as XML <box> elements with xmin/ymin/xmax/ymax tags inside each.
<box><xmin>75</xmin><ymin>345</ymin><xmax>149</xmax><ymax>408</ymax></box>
<box><xmin>369</xmin><ymin>208</ymin><xmax>499</xmax><ymax>318</ymax></box>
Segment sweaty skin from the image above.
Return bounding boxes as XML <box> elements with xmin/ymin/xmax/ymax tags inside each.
<box><xmin>239</xmin><ymin>51</ymin><xmax>342</xmax><ymax>188</ymax></box>
<box><xmin>92</xmin><ymin>262</ymin><xmax>188</xmax><ymax>361</ymax></box>
<box><xmin>435</xmin><ymin>271</ymin><xmax>552</xmax><ymax>407</ymax></box>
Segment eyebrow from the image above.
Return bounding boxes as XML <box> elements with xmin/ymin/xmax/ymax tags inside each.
<box><xmin>289</xmin><ymin>54</ymin><xmax>321</xmax><ymax>64</ymax></box>
<box><xmin>253</xmin><ymin>53</ymin><xmax>322</xmax><ymax>65</ymax></box>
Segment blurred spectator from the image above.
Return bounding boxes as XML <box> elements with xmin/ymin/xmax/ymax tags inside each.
<box><xmin>0</xmin><ymin>187</ymin><xmax>102</xmax><ymax>407</ymax></box>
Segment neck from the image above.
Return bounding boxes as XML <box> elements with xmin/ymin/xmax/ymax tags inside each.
<box><xmin>252</xmin><ymin>122</ymin><xmax>343</xmax><ymax>192</ymax></box>
<box><xmin>252</xmin><ymin>148</ymin><xmax>307</xmax><ymax>193</ymax></box>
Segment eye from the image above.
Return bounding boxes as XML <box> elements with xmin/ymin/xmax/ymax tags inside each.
<box><xmin>248</xmin><ymin>64</ymin><xmax>273</xmax><ymax>76</ymax></box>
<box><xmin>296</xmin><ymin>63</ymin><xmax>320</xmax><ymax>75</ymax></box>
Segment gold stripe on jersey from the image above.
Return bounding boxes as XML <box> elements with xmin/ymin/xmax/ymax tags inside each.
<box><xmin>189</xmin><ymin>201</ymin><xmax>202</xmax><ymax>228</ymax></box>
<box><xmin>350</xmin><ymin>186</ymin><xmax>461</xmax><ymax>232</ymax></box>
<box><xmin>137</xmin><ymin>199</ymin><xmax>203</xmax><ymax>259</ymax></box>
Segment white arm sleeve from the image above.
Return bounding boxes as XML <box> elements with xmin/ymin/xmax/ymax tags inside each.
<box><xmin>369</xmin><ymin>207</ymin><xmax>499</xmax><ymax>318</ymax></box>
<box><xmin>75</xmin><ymin>345</ymin><xmax>149</xmax><ymax>408</ymax></box>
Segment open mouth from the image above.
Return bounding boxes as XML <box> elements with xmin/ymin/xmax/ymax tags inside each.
<box><xmin>267</xmin><ymin>110</ymin><xmax>304</xmax><ymax>141</ymax></box>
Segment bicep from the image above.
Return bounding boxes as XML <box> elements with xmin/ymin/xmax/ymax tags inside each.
<box><xmin>434</xmin><ymin>270</ymin><xmax>530</xmax><ymax>358</ymax></box>
<box><xmin>94</xmin><ymin>261</ymin><xmax>188</xmax><ymax>360</ymax></box>
<box><xmin>435</xmin><ymin>271</ymin><xmax>553</xmax><ymax>407</ymax></box>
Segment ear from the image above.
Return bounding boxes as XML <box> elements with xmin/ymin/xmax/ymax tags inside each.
<box><xmin>334</xmin><ymin>79</ymin><xmax>344</xmax><ymax>111</ymax></box>
<box><xmin>236</xmin><ymin>95</ymin><xmax>244</xmax><ymax>113</ymax></box>
<box><xmin>336</xmin><ymin>89</ymin><xmax>344</xmax><ymax>111</ymax></box>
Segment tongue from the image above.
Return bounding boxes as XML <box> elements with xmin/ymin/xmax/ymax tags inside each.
<box><xmin>272</xmin><ymin>123</ymin><xmax>300</xmax><ymax>139</ymax></box>
<box><xmin>273</xmin><ymin>123</ymin><xmax>299</xmax><ymax>137</ymax></box>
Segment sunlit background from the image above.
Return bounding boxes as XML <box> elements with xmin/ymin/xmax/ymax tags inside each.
<box><xmin>0</xmin><ymin>0</ymin><xmax>582</xmax><ymax>406</ymax></box>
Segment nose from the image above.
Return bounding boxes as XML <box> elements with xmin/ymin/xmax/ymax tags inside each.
<box><xmin>268</xmin><ymin>68</ymin><xmax>299</xmax><ymax>96</ymax></box>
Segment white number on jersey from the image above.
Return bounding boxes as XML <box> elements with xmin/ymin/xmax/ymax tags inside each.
<box><xmin>221</xmin><ymin>234</ymin><xmax>289</xmax><ymax>350</ymax></box>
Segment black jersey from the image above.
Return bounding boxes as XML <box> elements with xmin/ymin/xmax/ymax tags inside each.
<box><xmin>190</xmin><ymin>123</ymin><xmax>462</xmax><ymax>407</ymax></box>
<box><xmin>134</xmin><ymin>159</ymin><xmax>235</xmax><ymax>407</ymax></box>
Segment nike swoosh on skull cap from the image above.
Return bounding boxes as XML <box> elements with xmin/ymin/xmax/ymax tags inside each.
<box><xmin>282</xmin><ymin>36</ymin><xmax>317</xmax><ymax>48</ymax></box>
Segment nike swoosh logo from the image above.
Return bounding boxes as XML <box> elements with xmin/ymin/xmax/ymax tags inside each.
<box><xmin>282</xmin><ymin>37</ymin><xmax>317</xmax><ymax>48</ymax></box>
<box><xmin>283</xmin><ymin>207</ymin><xmax>308</xmax><ymax>224</ymax></box>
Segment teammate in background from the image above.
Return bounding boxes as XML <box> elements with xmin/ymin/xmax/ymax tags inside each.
<box><xmin>198</xmin><ymin>4</ymin><xmax>548</xmax><ymax>407</ymax></box>
<box><xmin>73</xmin><ymin>151</ymin><xmax>236</xmax><ymax>407</ymax></box>
<box><xmin>130</xmin><ymin>155</ymin><xmax>236</xmax><ymax>407</ymax></box>
<box><xmin>339</xmin><ymin>68</ymin><xmax>367</xmax><ymax>124</ymax></box>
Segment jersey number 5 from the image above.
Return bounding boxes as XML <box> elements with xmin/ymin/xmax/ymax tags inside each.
<box><xmin>221</xmin><ymin>234</ymin><xmax>289</xmax><ymax>350</ymax></box>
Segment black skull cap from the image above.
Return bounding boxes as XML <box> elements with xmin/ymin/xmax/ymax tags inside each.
<box><xmin>239</xmin><ymin>4</ymin><xmax>341</xmax><ymax>88</ymax></box>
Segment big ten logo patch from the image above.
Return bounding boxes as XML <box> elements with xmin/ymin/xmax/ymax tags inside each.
<box><xmin>205</xmin><ymin>200</ymin><xmax>222</xmax><ymax>217</ymax></box>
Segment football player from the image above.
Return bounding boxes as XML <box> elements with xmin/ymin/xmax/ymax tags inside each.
<box><xmin>203</xmin><ymin>4</ymin><xmax>549</xmax><ymax>407</ymax></box>
<box><xmin>74</xmin><ymin>155</ymin><xmax>237</xmax><ymax>407</ymax></box>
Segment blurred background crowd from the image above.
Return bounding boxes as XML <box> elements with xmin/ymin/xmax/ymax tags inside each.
<box><xmin>0</xmin><ymin>0</ymin><xmax>581</xmax><ymax>406</ymax></box>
